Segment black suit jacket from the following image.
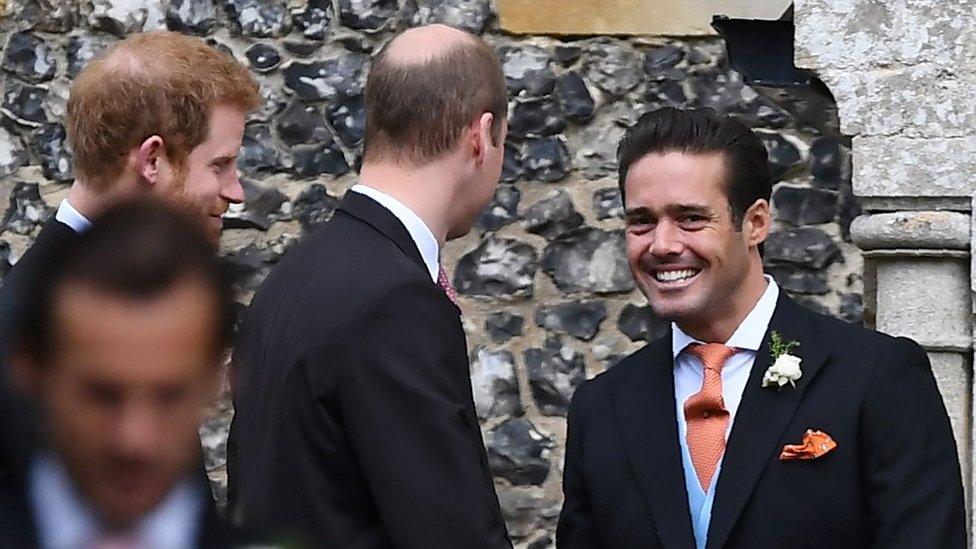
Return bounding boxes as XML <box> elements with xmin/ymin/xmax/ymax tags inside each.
<box><xmin>0</xmin><ymin>218</ymin><xmax>76</xmax><ymax>481</ymax></box>
<box><xmin>0</xmin><ymin>473</ymin><xmax>257</xmax><ymax>548</ymax></box>
<box><xmin>557</xmin><ymin>294</ymin><xmax>966</xmax><ymax>549</ymax></box>
<box><xmin>227</xmin><ymin>191</ymin><xmax>511</xmax><ymax>548</ymax></box>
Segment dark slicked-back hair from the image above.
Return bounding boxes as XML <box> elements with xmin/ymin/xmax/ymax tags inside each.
<box><xmin>617</xmin><ymin>107</ymin><xmax>772</xmax><ymax>225</ymax></box>
<box><xmin>363</xmin><ymin>30</ymin><xmax>507</xmax><ymax>165</ymax></box>
<box><xmin>17</xmin><ymin>199</ymin><xmax>235</xmax><ymax>365</ymax></box>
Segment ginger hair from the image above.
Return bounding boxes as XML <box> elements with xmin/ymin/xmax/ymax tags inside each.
<box><xmin>66</xmin><ymin>31</ymin><xmax>260</xmax><ymax>190</ymax></box>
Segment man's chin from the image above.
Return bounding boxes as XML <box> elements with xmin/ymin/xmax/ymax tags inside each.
<box><xmin>87</xmin><ymin>477</ymin><xmax>170</xmax><ymax>527</ymax></box>
<box><xmin>96</xmin><ymin>493</ymin><xmax>165</xmax><ymax>527</ymax></box>
<box><xmin>206</xmin><ymin>216</ymin><xmax>224</xmax><ymax>245</ymax></box>
<box><xmin>446</xmin><ymin>222</ymin><xmax>474</xmax><ymax>241</ymax></box>
<box><xmin>644</xmin><ymin>293</ymin><xmax>703</xmax><ymax>324</ymax></box>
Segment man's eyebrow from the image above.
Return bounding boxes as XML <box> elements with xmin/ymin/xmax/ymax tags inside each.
<box><xmin>624</xmin><ymin>204</ymin><xmax>713</xmax><ymax>218</ymax></box>
<box><xmin>209</xmin><ymin>154</ymin><xmax>237</xmax><ymax>164</ymax></box>
<box><xmin>624</xmin><ymin>206</ymin><xmax>653</xmax><ymax>219</ymax></box>
<box><xmin>667</xmin><ymin>203</ymin><xmax>713</xmax><ymax>215</ymax></box>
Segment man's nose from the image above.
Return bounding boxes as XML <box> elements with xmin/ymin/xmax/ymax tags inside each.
<box><xmin>221</xmin><ymin>172</ymin><xmax>246</xmax><ymax>204</ymax></box>
<box><xmin>115</xmin><ymin>405</ymin><xmax>160</xmax><ymax>457</ymax></box>
<box><xmin>650</xmin><ymin>220</ymin><xmax>683</xmax><ymax>257</ymax></box>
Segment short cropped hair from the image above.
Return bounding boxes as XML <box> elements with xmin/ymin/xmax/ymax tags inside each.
<box><xmin>363</xmin><ymin>32</ymin><xmax>507</xmax><ymax>165</ymax></box>
<box><xmin>66</xmin><ymin>31</ymin><xmax>260</xmax><ymax>190</ymax></box>
<box><xmin>617</xmin><ymin>107</ymin><xmax>772</xmax><ymax>225</ymax></box>
<box><xmin>16</xmin><ymin>199</ymin><xmax>236</xmax><ymax>365</ymax></box>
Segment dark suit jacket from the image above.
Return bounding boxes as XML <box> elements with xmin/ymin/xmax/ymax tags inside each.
<box><xmin>0</xmin><ymin>218</ymin><xmax>76</xmax><ymax>482</ymax></box>
<box><xmin>227</xmin><ymin>191</ymin><xmax>511</xmax><ymax>548</ymax></box>
<box><xmin>0</xmin><ymin>473</ymin><xmax>257</xmax><ymax>548</ymax></box>
<box><xmin>557</xmin><ymin>294</ymin><xmax>966</xmax><ymax>549</ymax></box>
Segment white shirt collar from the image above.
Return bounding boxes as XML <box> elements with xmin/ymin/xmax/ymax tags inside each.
<box><xmin>28</xmin><ymin>454</ymin><xmax>203</xmax><ymax>549</ymax></box>
<box><xmin>29</xmin><ymin>455</ymin><xmax>94</xmax><ymax>549</ymax></box>
<box><xmin>54</xmin><ymin>199</ymin><xmax>91</xmax><ymax>233</ymax></box>
<box><xmin>671</xmin><ymin>275</ymin><xmax>780</xmax><ymax>358</ymax></box>
<box><xmin>350</xmin><ymin>184</ymin><xmax>440</xmax><ymax>282</ymax></box>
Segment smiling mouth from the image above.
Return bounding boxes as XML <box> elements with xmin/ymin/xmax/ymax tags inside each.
<box><xmin>653</xmin><ymin>268</ymin><xmax>700</xmax><ymax>284</ymax></box>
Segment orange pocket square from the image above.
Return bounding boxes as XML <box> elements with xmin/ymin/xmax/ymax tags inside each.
<box><xmin>780</xmin><ymin>429</ymin><xmax>837</xmax><ymax>461</ymax></box>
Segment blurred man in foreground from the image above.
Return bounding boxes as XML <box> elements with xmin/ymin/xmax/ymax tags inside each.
<box><xmin>0</xmin><ymin>29</ymin><xmax>259</xmax><ymax>481</ymax></box>
<box><xmin>0</xmin><ymin>200</ymin><xmax>257</xmax><ymax>548</ymax></box>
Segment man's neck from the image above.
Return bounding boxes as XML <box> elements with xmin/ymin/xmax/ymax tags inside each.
<box><xmin>357</xmin><ymin>162</ymin><xmax>457</xmax><ymax>248</ymax></box>
<box><xmin>677</xmin><ymin>270</ymin><xmax>770</xmax><ymax>343</ymax></box>
<box><xmin>65</xmin><ymin>181</ymin><xmax>109</xmax><ymax>221</ymax></box>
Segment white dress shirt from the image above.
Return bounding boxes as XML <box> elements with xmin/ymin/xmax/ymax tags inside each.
<box><xmin>54</xmin><ymin>199</ymin><xmax>91</xmax><ymax>233</ymax></box>
<box><xmin>350</xmin><ymin>184</ymin><xmax>440</xmax><ymax>282</ymax></box>
<box><xmin>28</xmin><ymin>454</ymin><xmax>204</xmax><ymax>549</ymax></box>
<box><xmin>672</xmin><ymin>276</ymin><xmax>779</xmax><ymax>549</ymax></box>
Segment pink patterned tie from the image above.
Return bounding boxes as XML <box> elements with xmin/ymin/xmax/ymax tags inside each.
<box><xmin>438</xmin><ymin>266</ymin><xmax>458</xmax><ymax>306</ymax></box>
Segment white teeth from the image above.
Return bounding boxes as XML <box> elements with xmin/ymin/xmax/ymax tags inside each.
<box><xmin>654</xmin><ymin>269</ymin><xmax>698</xmax><ymax>283</ymax></box>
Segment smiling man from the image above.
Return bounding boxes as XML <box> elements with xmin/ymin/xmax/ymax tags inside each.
<box><xmin>557</xmin><ymin>108</ymin><xmax>965</xmax><ymax>549</ymax></box>
<box><xmin>61</xmin><ymin>31</ymin><xmax>258</xmax><ymax>244</ymax></box>
<box><xmin>0</xmin><ymin>30</ymin><xmax>259</xmax><ymax>483</ymax></box>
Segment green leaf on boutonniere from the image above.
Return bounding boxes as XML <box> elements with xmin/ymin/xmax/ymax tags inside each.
<box><xmin>770</xmin><ymin>330</ymin><xmax>799</xmax><ymax>360</ymax></box>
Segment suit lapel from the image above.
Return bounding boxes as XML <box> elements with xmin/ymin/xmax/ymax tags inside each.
<box><xmin>705</xmin><ymin>295</ymin><xmax>831</xmax><ymax>549</ymax></box>
<box><xmin>610</xmin><ymin>334</ymin><xmax>697</xmax><ymax>549</ymax></box>
<box><xmin>337</xmin><ymin>190</ymin><xmax>428</xmax><ymax>275</ymax></box>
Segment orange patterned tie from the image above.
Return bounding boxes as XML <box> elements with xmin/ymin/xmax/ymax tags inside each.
<box><xmin>683</xmin><ymin>343</ymin><xmax>738</xmax><ymax>492</ymax></box>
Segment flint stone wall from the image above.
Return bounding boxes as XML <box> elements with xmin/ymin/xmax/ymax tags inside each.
<box><xmin>0</xmin><ymin>1</ymin><xmax>861</xmax><ymax>546</ymax></box>
<box><xmin>795</xmin><ymin>0</ymin><xmax>976</xmax><ymax>535</ymax></box>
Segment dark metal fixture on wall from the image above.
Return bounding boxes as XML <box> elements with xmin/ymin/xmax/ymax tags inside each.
<box><xmin>712</xmin><ymin>11</ymin><xmax>839</xmax><ymax>134</ymax></box>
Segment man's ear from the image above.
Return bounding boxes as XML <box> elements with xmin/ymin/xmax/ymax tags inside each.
<box><xmin>470</xmin><ymin>112</ymin><xmax>495</xmax><ymax>166</ymax></box>
<box><xmin>135</xmin><ymin>135</ymin><xmax>166</xmax><ymax>185</ymax></box>
<box><xmin>742</xmin><ymin>198</ymin><xmax>772</xmax><ymax>247</ymax></box>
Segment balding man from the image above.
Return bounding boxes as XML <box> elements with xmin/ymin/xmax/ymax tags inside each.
<box><xmin>0</xmin><ymin>31</ymin><xmax>259</xmax><ymax>482</ymax></box>
<box><xmin>227</xmin><ymin>25</ymin><xmax>512</xmax><ymax>547</ymax></box>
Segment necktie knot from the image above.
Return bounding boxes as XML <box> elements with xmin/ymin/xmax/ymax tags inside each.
<box><xmin>683</xmin><ymin>342</ymin><xmax>737</xmax><ymax>492</ymax></box>
<box><xmin>685</xmin><ymin>342</ymin><xmax>737</xmax><ymax>372</ymax></box>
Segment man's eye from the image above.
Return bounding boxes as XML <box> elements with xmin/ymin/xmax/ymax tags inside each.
<box><xmin>626</xmin><ymin>219</ymin><xmax>654</xmax><ymax>233</ymax></box>
<box><xmin>156</xmin><ymin>385</ymin><xmax>189</xmax><ymax>408</ymax></box>
<box><xmin>85</xmin><ymin>383</ymin><xmax>122</xmax><ymax>408</ymax></box>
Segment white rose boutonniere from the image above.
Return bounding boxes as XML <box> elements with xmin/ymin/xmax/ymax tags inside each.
<box><xmin>762</xmin><ymin>331</ymin><xmax>802</xmax><ymax>389</ymax></box>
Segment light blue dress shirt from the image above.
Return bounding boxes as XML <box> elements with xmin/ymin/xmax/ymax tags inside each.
<box><xmin>28</xmin><ymin>454</ymin><xmax>203</xmax><ymax>549</ymax></box>
<box><xmin>671</xmin><ymin>277</ymin><xmax>779</xmax><ymax>549</ymax></box>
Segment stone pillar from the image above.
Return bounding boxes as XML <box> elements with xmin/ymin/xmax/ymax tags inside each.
<box><xmin>795</xmin><ymin>0</ymin><xmax>976</xmax><ymax>536</ymax></box>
